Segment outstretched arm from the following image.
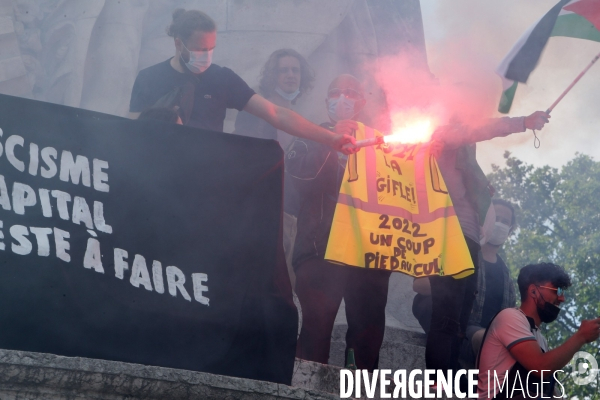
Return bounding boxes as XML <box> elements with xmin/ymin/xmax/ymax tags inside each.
<box><xmin>243</xmin><ymin>94</ymin><xmax>356</xmax><ymax>154</ymax></box>
<box><xmin>433</xmin><ymin>111</ymin><xmax>550</xmax><ymax>149</ymax></box>
<box><xmin>509</xmin><ymin>318</ymin><xmax>600</xmax><ymax>375</ymax></box>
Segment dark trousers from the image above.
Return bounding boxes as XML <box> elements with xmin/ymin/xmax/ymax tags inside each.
<box><xmin>412</xmin><ymin>293</ymin><xmax>432</xmax><ymax>335</ymax></box>
<box><xmin>425</xmin><ymin>236</ymin><xmax>480</xmax><ymax>372</ymax></box>
<box><xmin>295</xmin><ymin>258</ymin><xmax>391</xmax><ymax>372</ymax></box>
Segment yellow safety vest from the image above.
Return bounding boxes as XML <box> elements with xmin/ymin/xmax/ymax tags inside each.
<box><xmin>325</xmin><ymin>123</ymin><xmax>474</xmax><ymax>278</ymax></box>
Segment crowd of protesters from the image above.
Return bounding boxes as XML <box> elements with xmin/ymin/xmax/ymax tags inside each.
<box><xmin>128</xmin><ymin>8</ymin><xmax>600</xmax><ymax>398</ymax></box>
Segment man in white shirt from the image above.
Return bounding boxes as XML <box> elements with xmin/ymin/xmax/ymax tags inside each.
<box><xmin>478</xmin><ymin>262</ymin><xmax>600</xmax><ymax>399</ymax></box>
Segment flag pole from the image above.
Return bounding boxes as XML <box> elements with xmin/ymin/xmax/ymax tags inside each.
<box><xmin>546</xmin><ymin>51</ymin><xmax>600</xmax><ymax>113</ymax></box>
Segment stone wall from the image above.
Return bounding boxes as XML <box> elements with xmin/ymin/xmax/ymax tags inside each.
<box><xmin>1</xmin><ymin>348</ymin><xmax>434</xmax><ymax>400</ymax></box>
<box><xmin>0</xmin><ymin>349</ymin><xmax>339</xmax><ymax>400</ymax></box>
<box><xmin>0</xmin><ymin>0</ymin><xmax>28</xmax><ymax>96</ymax></box>
<box><xmin>0</xmin><ymin>0</ymin><xmax>428</xmax><ymax>128</ymax></box>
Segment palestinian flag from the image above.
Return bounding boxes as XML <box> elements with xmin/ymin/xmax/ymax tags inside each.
<box><xmin>497</xmin><ymin>0</ymin><xmax>600</xmax><ymax>113</ymax></box>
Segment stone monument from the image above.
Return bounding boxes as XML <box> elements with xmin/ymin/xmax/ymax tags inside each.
<box><xmin>0</xmin><ymin>0</ymin><xmax>429</xmax><ymax>394</ymax></box>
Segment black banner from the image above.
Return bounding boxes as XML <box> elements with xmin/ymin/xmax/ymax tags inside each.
<box><xmin>0</xmin><ymin>94</ymin><xmax>297</xmax><ymax>385</ymax></box>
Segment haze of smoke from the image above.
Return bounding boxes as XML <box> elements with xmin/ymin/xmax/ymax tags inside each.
<box><xmin>372</xmin><ymin>42</ymin><xmax>499</xmax><ymax>141</ymax></box>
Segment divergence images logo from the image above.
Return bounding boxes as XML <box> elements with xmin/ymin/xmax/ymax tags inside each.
<box><xmin>570</xmin><ymin>351</ymin><xmax>598</xmax><ymax>386</ymax></box>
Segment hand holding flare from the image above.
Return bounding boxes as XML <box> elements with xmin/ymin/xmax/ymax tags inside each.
<box><xmin>342</xmin><ymin>117</ymin><xmax>437</xmax><ymax>151</ymax></box>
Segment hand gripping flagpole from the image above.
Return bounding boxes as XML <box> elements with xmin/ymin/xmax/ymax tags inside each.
<box><xmin>546</xmin><ymin>51</ymin><xmax>600</xmax><ymax>114</ymax></box>
<box><xmin>530</xmin><ymin>51</ymin><xmax>600</xmax><ymax>148</ymax></box>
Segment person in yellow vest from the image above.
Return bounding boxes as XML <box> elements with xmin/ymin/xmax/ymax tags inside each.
<box><xmin>286</xmin><ymin>74</ymin><xmax>391</xmax><ymax>372</ymax></box>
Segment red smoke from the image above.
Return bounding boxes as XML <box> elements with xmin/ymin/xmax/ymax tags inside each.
<box><xmin>373</xmin><ymin>46</ymin><xmax>499</xmax><ymax>142</ymax></box>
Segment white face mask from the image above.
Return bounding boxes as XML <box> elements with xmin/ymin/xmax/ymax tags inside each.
<box><xmin>181</xmin><ymin>43</ymin><xmax>212</xmax><ymax>74</ymax></box>
<box><xmin>275</xmin><ymin>86</ymin><xmax>300</xmax><ymax>101</ymax></box>
<box><xmin>327</xmin><ymin>94</ymin><xmax>356</xmax><ymax>122</ymax></box>
<box><xmin>487</xmin><ymin>222</ymin><xmax>511</xmax><ymax>246</ymax></box>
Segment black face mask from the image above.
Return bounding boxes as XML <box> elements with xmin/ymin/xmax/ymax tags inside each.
<box><xmin>536</xmin><ymin>291</ymin><xmax>561</xmax><ymax>323</ymax></box>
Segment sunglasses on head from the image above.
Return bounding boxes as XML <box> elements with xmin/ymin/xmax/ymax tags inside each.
<box><xmin>537</xmin><ymin>285</ymin><xmax>565</xmax><ymax>296</ymax></box>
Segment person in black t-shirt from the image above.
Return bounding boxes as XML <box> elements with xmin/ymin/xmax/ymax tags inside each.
<box><xmin>129</xmin><ymin>9</ymin><xmax>355</xmax><ymax>154</ymax></box>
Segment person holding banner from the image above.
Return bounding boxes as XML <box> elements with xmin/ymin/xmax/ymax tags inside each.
<box><xmin>128</xmin><ymin>9</ymin><xmax>355</xmax><ymax>154</ymax></box>
<box><xmin>286</xmin><ymin>74</ymin><xmax>391</xmax><ymax>372</ymax></box>
<box><xmin>426</xmin><ymin>111</ymin><xmax>550</xmax><ymax>378</ymax></box>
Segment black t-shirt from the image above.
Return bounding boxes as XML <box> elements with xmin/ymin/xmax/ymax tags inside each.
<box><xmin>480</xmin><ymin>258</ymin><xmax>505</xmax><ymax>328</ymax></box>
<box><xmin>129</xmin><ymin>59</ymin><xmax>255</xmax><ymax>132</ymax></box>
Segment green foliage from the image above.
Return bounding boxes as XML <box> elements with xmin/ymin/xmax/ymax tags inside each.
<box><xmin>488</xmin><ymin>152</ymin><xmax>600</xmax><ymax>399</ymax></box>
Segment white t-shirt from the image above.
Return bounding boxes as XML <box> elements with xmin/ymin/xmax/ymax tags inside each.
<box><xmin>477</xmin><ymin>308</ymin><xmax>548</xmax><ymax>399</ymax></box>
